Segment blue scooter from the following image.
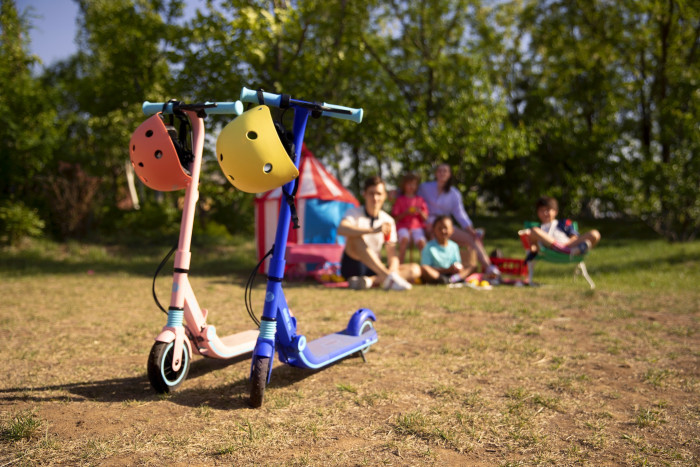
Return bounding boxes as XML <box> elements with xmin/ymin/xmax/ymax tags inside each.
<box><xmin>238</xmin><ymin>87</ymin><xmax>378</xmax><ymax>408</ymax></box>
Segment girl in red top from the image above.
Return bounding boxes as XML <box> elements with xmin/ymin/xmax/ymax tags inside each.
<box><xmin>391</xmin><ymin>172</ymin><xmax>429</xmax><ymax>263</ymax></box>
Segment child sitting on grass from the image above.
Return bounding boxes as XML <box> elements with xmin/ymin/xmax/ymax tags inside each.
<box><xmin>521</xmin><ymin>196</ymin><xmax>601</xmax><ymax>260</ymax></box>
<box><xmin>420</xmin><ymin>215</ymin><xmax>477</xmax><ymax>284</ymax></box>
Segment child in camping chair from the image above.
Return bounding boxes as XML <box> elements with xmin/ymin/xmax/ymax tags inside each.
<box><xmin>521</xmin><ymin>196</ymin><xmax>601</xmax><ymax>261</ymax></box>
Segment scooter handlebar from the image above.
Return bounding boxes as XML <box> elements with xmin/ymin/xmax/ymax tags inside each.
<box><xmin>239</xmin><ymin>87</ymin><xmax>363</xmax><ymax>124</ymax></box>
<box><xmin>142</xmin><ymin>101</ymin><xmax>245</xmax><ymax>116</ymax></box>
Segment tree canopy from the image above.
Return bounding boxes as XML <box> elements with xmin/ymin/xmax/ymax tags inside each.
<box><xmin>1</xmin><ymin>0</ymin><xmax>698</xmax><ymax>243</ymax></box>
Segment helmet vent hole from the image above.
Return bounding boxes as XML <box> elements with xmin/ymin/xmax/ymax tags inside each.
<box><xmin>138</xmin><ymin>162</ymin><xmax>144</xmax><ymax>167</ymax></box>
<box><xmin>247</xmin><ymin>131</ymin><xmax>258</xmax><ymax>140</ymax></box>
<box><xmin>132</xmin><ymin>145</ymin><xmax>135</xmax><ymax>151</ymax></box>
<box><xmin>228</xmin><ymin>175</ymin><xmax>235</xmax><ymax>181</ymax></box>
<box><xmin>219</xmin><ymin>153</ymin><xmax>223</xmax><ymax>161</ymax></box>
<box><xmin>154</xmin><ymin>150</ymin><xmax>163</xmax><ymax>159</ymax></box>
<box><xmin>145</xmin><ymin>130</ymin><xmax>153</xmax><ymax>137</ymax></box>
<box><xmin>263</xmin><ymin>163</ymin><xmax>273</xmax><ymax>174</ymax></box>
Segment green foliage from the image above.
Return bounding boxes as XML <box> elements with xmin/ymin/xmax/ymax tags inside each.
<box><xmin>0</xmin><ymin>0</ymin><xmax>61</xmax><ymax>201</ymax></box>
<box><xmin>106</xmin><ymin>201</ymin><xmax>181</xmax><ymax>244</ymax></box>
<box><xmin>192</xmin><ymin>220</ymin><xmax>234</xmax><ymax>246</ymax></box>
<box><xmin>509</xmin><ymin>0</ymin><xmax>700</xmax><ymax>238</ymax></box>
<box><xmin>0</xmin><ymin>200</ymin><xmax>45</xmax><ymax>245</ymax></box>
<box><xmin>39</xmin><ymin>0</ymin><xmax>187</xmax><ymax>235</ymax></box>
<box><xmin>44</xmin><ymin>162</ymin><xmax>101</xmax><ymax>239</ymax></box>
<box><xmin>197</xmin><ymin>159</ymin><xmax>255</xmax><ymax>236</ymax></box>
<box><xmin>4</xmin><ymin>0</ymin><xmax>698</xmax><ymax>243</ymax></box>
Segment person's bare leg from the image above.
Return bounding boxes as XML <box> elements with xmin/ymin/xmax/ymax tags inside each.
<box><xmin>528</xmin><ymin>227</ymin><xmax>557</xmax><ymax>249</ymax></box>
<box><xmin>459</xmin><ymin>263</ymin><xmax>477</xmax><ymax>279</ymax></box>
<box><xmin>398</xmin><ymin>237</ymin><xmax>409</xmax><ymax>264</ymax></box>
<box><xmin>529</xmin><ymin>227</ymin><xmax>600</xmax><ymax>252</ymax></box>
<box><xmin>450</xmin><ymin>227</ymin><xmax>492</xmax><ymax>269</ymax></box>
<box><xmin>566</xmin><ymin>230</ymin><xmax>601</xmax><ymax>248</ymax></box>
<box><xmin>398</xmin><ymin>262</ymin><xmax>422</xmax><ymax>282</ymax></box>
<box><xmin>344</xmin><ymin>236</ymin><xmax>390</xmax><ymax>284</ymax></box>
<box><xmin>420</xmin><ymin>264</ymin><xmax>441</xmax><ymax>283</ymax></box>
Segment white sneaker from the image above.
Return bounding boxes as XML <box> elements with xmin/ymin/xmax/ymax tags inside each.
<box><xmin>382</xmin><ymin>272</ymin><xmax>413</xmax><ymax>291</ymax></box>
<box><xmin>348</xmin><ymin>276</ymin><xmax>373</xmax><ymax>290</ymax></box>
<box><xmin>485</xmin><ymin>264</ymin><xmax>501</xmax><ymax>277</ymax></box>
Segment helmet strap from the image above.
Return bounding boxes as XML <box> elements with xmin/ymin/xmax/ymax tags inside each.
<box><xmin>253</xmin><ymin>88</ymin><xmax>299</xmax><ymax>228</ymax></box>
<box><xmin>283</xmin><ymin>188</ymin><xmax>300</xmax><ymax>230</ymax></box>
<box><xmin>283</xmin><ymin>149</ymin><xmax>300</xmax><ymax>229</ymax></box>
<box><xmin>161</xmin><ymin>99</ymin><xmax>195</xmax><ymax>172</ymax></box>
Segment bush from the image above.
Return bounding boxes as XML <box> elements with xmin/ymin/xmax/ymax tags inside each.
<box><xmin>192</xmin><ymin>219</ymin><xmax>235</xmax><ymax>246</ymax></box>
<box><xmin>44</xmin><ymin>162</ymin><xmax>101</xmax><ymax>239</ymax></box>
<box><xmin>0</xmin><ymin>200</ymin><xmax>45</xmax><ymax>245</ymax></box>
<box><xmin>109</xmin><ymin>201</ymin><xmax>181</xmax><ymax>244</ymax></box>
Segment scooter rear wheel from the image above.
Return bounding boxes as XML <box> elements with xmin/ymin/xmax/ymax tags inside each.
<box><xmin>249</xmin><ymin>356</ymin><xmax>270</xmax><ymax>408</ymax></box>
<box><xmin>359</xmin><ymin>319</ymin><xmax>375</xmax><ymax>355</ymax></box>
<box><xmin>147</xmin><ymin>341</ymin><xmax>191</xmax><ymax>393</ymax></box>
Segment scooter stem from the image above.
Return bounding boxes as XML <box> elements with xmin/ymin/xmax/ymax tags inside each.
<box><xmin>174</xmin><ymin>110</ymin><xmax>205</xmax><ymax>268</ymax></box>
<box><xmin>266</xmin><ymin>108</ymin><xmax>310</xmax><ymax>281</ymax></box>
<box><xmin>167</xmin><ymin>111</ymin><xmax>205</xmax><ymax>371</ymax></box>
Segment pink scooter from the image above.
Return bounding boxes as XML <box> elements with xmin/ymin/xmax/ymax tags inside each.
<box><xmin>130</xmin><ymin>100</ymin><xmax>258</xmax><ymax>393</ymax></box>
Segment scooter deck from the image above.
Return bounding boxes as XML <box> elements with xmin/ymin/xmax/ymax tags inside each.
<box><xmin>200</xmin><ymin>329</ymin><xmax>259</xmax><ymax>359</ymax></box>
<box><xmin>220</xmin><ymin>329</ymin><xmax>259</xmax><ymax>350</ymax></box>
<box><xmin>299</xmin><ymin>330</ymin><xmax>378</xmax><ymax>369</ymax></box>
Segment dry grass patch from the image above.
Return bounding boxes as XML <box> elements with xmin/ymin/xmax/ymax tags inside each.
<box><xmin>1</xmin><ymin>239</ymin><xmax>699</xmax><ymax>465</ymax></box>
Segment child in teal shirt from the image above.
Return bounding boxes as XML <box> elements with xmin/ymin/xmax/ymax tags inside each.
<box><xmin>421</xmin><ymin>216</ymin><xmax>476</xmax><ymax>283</ymax></box>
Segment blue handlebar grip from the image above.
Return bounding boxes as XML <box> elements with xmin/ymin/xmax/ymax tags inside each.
<box><xmin>142</xmin><ymin>101</ymin><xmax>165</xmax><ymax>115</ymax></box>
<box><xmin>141</xmin><ymin>101</ymin><xmax>244</xmax><ymax>116</ymax></box>
<box><xmin>206</xmin><ymin>101</ymin><xmax>244</xmax><ymax>115</ymax></box>
<box><xmin>322</xmin><ymin>103</ymin><xmax>363</xmax><ymax>124</ymax></box>
<box><xmin>239</xmin><ymin>87</ymin><xmax>363</xmax><ymax>123</ymax></box>
<box><xmin>239</xmin><ymin>87</ymin><xmax>282</xmax><ymax>107</ymax></box>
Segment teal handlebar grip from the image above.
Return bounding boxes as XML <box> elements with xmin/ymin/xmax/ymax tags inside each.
<box><xmin>142</xmin><ymin>101</ymin><xmax>244</xmax><ymax>116</ymax></box>
<box><xmin>239</xmin><ymin>87</ymin><xmax>363</xmax><ymax>123</ymax></box>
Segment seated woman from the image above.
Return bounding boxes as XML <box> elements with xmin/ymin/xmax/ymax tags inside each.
<box><xmin>417</xmin><ymin>163</ymin><xmax>500</xmax><ymax>277</ymax></box>
<box><xmin>522</xmin><ymin>196</ymin><xmax>601</xmax><ymax>259</ymax></box>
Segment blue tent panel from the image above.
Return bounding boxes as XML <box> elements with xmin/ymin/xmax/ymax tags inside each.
<box><xmin>303</xmin><ymin>199</ymin><xmax>355</xmax><ymax>245</ymax></box>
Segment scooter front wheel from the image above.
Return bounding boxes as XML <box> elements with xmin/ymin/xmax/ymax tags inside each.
<box><xmin>147</xmin><ymin>341</ymin><xmax>191</xmax><ymax>393</ymax></box>
<box><xmin>249</xmin><ymin>356</ymin><xmax>271</xmax><ymax>408</ymax></box>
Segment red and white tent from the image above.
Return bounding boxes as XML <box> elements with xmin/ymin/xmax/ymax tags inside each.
<box><xmin>255</xmin><ymin>145</ymin><xmax>359</xmax><ymax>271</ymax></box>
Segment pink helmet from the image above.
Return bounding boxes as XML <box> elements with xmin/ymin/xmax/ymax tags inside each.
<box><xmin>129</xmin><ymin>113</ymin><xmax>192</xmax><ymax>191</ymax></box>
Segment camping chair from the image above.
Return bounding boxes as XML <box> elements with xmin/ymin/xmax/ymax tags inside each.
<box><xmin>518</xmin><ymin>221</ymin><xmax>595</xmax><ymax>289</ymax></box>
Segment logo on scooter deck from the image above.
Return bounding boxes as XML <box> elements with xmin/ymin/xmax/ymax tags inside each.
<box><xmin>265</xmin><ymin>292</ymin><xmax>275</xmax><ymax>302</ymax></box>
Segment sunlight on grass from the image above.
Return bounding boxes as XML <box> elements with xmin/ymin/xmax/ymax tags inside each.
<box><xmin>1</xmin><ymin>233</ymin><xmax>698</xmax><ymax>465</ymax></box>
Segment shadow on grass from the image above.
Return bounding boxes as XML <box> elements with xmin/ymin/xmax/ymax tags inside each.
<box><xmin>0</xmin><ymin>352</ymin><xmax>347</xmax><ymax>411</ymax></box>
<box><xmin>0</xmin><ymin>241</ymin><xmax>260</xmax><ymax>278</ymax></box>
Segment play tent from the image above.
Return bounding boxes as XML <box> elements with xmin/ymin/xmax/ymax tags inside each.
<box><xmin>255</xmin><ymin>145</ymin><xmax>359</xmax><ymax>272</ymax></box>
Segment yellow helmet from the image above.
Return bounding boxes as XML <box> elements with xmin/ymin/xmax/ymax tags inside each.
<box><xmin>216</xmin><ymin>105</ymin><xmax>299</xmax><ymax>193</ymax></box>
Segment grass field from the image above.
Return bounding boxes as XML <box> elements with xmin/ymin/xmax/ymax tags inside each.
<box><xmin>1</xmin><ymin>219</ymin><xmax>699</xmax><ymax>465</ymax></box>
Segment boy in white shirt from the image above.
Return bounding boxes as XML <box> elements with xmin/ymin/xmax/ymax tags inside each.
<box><xmin>338</xmin><ymin>176</ymin><xmax>421</xmax><ymax>290</ymax></box>
<box><xmin>521</xmin><ymin>196</ymin><xmax>601</xmax><ymax>259</ymax></box>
